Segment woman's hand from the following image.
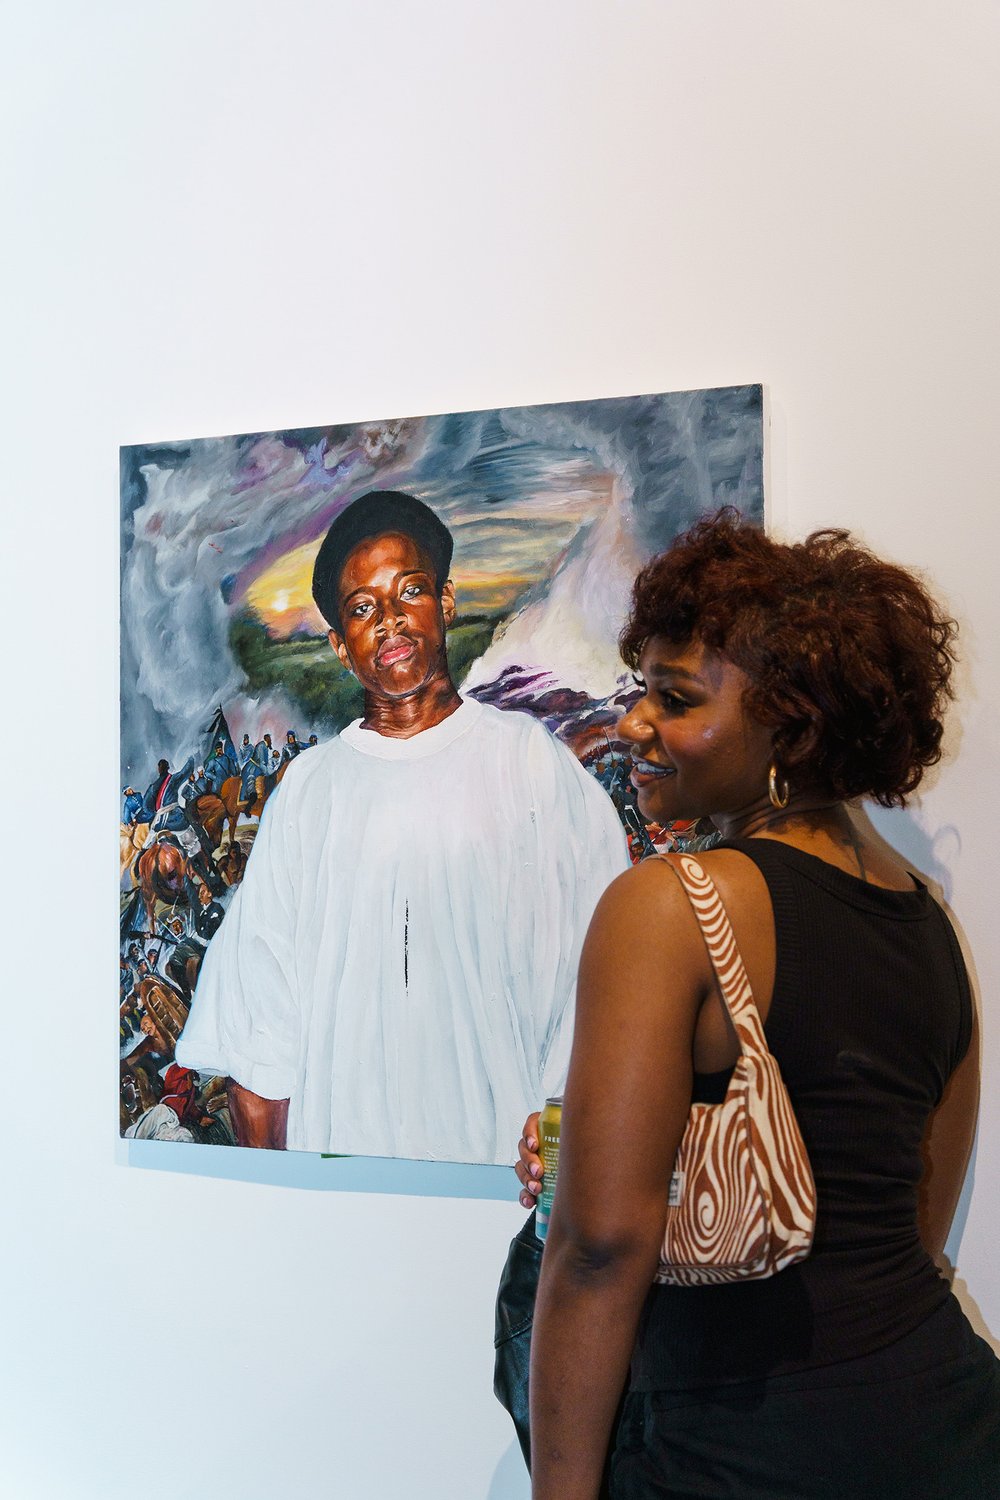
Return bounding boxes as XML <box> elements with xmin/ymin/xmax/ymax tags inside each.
<box><xmin>515</xmin><ymin>1110</ymin><xmax>543</xmax><ymax>1208</ymax></box>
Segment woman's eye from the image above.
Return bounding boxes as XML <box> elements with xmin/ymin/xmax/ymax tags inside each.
<box><xmin>351</xmin><ymin>601</ymin><xmax>373</xmax><ymax>618</ymax></box>
<box><xmin>402</xmin><ymin>584</ymin><xmax>422</xmax><ymax>599</ymax></box>
<box><xmin>631</xmin><ymin>672</ymin><xmax>687</xmax><ymax>711</ymax></box>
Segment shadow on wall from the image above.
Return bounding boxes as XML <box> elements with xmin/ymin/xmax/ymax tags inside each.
<box><xmin>858</xmin><ymin>801</ymin><xmax>960</xmax><ymax>905</ymax></box>
<box><xmin>488</xmin><ymin>1441</ymin><xmax>530</xmax><ymax>1500</ymax></box>
<box><xmin>121</xmin><ymin>1136</ymin><xmax>514</xmax><ymax>1200</ymax></box>
<box><xmin>858</xmin><ymin>800</ymin><xmax>993</xmax><ymax>1345</ymax></box>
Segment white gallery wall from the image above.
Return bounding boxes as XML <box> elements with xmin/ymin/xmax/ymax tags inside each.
<box><xmin>3</xmin><ymin>3</ymin><xmax>998</xmax><ymax>1497</ymax></box>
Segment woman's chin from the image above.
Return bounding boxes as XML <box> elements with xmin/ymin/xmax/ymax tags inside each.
<box><xmin>635</xmin><ymin>781</ymin><xmax>675</xmax><ymax>822</ymax></box>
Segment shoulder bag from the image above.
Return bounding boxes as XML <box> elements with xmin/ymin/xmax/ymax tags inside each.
<box><xmin>655</xmin><ymin>852</ymin><xmax>816</xmax><ymax>1284</ymax></box>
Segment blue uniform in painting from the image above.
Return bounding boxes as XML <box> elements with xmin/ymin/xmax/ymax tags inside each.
<box><xmin>142</xmin><ymin>756</ymin><xmax>196</xmax><ymax>827</ymax></box>
<box><xmin>122</xmin><ymin>789</ymin><xmax>144</xmax><ymax>825</ymax></box>
<box><xmin>204</xmin><ymin>747</ymin><xmax>237</xmax><ymax>794</ymax></box>
<box><xmin>236</xmin><ymin>740</ymin><xmax>256</xmax><ymax>801</ymax></box>
<box><xmin>254</xmin><ymin>739</ymin><xmax>280</xmax><ymax>776</ymax></box>
<box><xmin>249</xmin><ymin>740</ymin><xmax>280</xmax><ymax>802</ymax></box>
<box><xmin>179</xmin><ymin>772</ymin><xmax>208</xmax><ymax>811</ymax></box>
<box><xmin>280</xmin><ymin>732</ymin><xmax>303</xmax><ymax>765</ymax></box>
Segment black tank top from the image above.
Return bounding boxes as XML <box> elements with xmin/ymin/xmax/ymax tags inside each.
<box><xmin>631</xmin><ymin>837</ymin><xmax>973</xmax><ymax>1390</ymax></box>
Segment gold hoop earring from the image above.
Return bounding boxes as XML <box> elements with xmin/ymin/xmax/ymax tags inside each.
<box><xmin>768</xmin><ymin>761</ymin><xmax>790</xmax><ymax>811</ymax></box>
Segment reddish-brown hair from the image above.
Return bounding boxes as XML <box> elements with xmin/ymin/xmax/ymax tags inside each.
<box><xmin>619</xmin><ymin>510</ymin><xmax>957</xmax><ymax>807</ymax></box>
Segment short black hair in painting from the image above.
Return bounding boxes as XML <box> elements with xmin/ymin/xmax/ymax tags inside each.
<box><xmin>311</xmin><ymin>490</ymin><xmax>454</xmax><ymax>631</ymax></box>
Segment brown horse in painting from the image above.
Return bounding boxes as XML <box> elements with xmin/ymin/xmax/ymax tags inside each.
<box><xmin>120</xmin><ymin>821</ymin><xmax>151</xmax><ymax>886</ymax></box>
<box><xmin>216</xmin><ymin>839</ymin><xmax>247</xmax><ymax>887</ymax></box>
<box><xmin>243</xmin><ymin>758</ymin><xmax>290</xmax><ymax>820</ymax></box>
<box><xmin>192</xmin><ymin>775</ymin><xmax>244</xmax><ymax>852</ymax></box>
<box><xmin>135</xmin><ymin>840</ymin><xmax>191</xmax><ymax>937</ymax></box>
<box><xmin>191</xmin><ymin>764</ymin><xmax>287</xmax><ymax>848</ymax></box>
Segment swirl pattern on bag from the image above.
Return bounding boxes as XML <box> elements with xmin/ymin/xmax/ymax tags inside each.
<box><xmin>655</xmin><ymin>855</ymin><xmax>816</xmax><ymax>1287</ymax></box>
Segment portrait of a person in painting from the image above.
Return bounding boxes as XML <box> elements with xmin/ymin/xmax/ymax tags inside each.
<box><xmin>175</xmin><ymin>490</ymin><xmax>629</xmax><ymax>1164</ymax></box>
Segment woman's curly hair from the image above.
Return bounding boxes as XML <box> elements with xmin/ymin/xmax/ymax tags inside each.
<box><xmin>619</xmin><ymin>509</ymin><xmax>958</xmax><ymax>807</ymax></box>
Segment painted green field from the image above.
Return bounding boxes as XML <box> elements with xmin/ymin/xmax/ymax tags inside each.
<box><xmin>229</xmin><ymin>612</ymin><xmax>500</xmax><ymax>733</ymax></box>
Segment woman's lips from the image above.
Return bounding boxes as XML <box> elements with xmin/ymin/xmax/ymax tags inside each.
<box><xmin>629</xmin><ymin>757</ymin><xmax>675</xmax><ymax>789</ymax></box>
<box><xmin>376</xmin><ymin>636</ymin><xmax>415</xmax><ymax>667</ymax></box>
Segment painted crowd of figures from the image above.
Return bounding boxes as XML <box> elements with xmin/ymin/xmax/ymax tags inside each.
<box><xmin>118</xmin><ymin>718</ymin><xmax>323</xmax><ymax>1143</ymax></box>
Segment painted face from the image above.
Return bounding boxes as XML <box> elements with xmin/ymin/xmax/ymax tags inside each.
<box><xmin>615</xmin><ymin>636</ymin><xmax>773</xmax><ymax>827</ymax></box>
<box><xmin>330</xmin><ymin>532</ymin><xmax>455</xmax><ymax>700</ymax></box>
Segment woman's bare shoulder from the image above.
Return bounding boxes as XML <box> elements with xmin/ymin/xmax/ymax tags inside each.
<box><xmin>684</xmin><ymin>845</ymin><xmax>774</xmax><ymax>902</ymax></box>
<box><xmin>595</xmin><ymin>853</ymin><xmax>697</xmax><ymax>914</ymax></box>
<box><xmin>577</xmin><ymin>857</ymin><xmax>716</xmax><ymax>1028</ymax></box>
<box><xmin>659</xmin><ymin>848</ymin><xmax>777</xmax><ymax>1013</ymax></box>
<box><xmin>585</xmin><ymin>855</ymin><xmax>714</xmax><ymax>971</ymax></box>
<box><xmin>596</xmin><ymin>847</ymin><xmax>763</xmax><ymax>905</ymax></box>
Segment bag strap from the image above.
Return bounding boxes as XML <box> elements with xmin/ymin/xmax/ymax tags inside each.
<box><xmin>657</xmin><ymin>853</ymin><xmax>768</xmax><ymax>1057</ymax></box>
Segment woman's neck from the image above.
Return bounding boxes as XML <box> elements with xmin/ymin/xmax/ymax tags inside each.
<box><xmin>713</xmin><ymin>794</ymin><xmax>842</xmax><ymax>844</ymax></box>
<box><xmin>718</xmin><ymin>798</ymin><xmax>871</xmax><ymax>872</ymax></box>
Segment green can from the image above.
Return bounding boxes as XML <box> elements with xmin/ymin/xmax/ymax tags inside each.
<box><xmin>535</xmin><ymin>1095</ymin><xmax>563</xmax><ymax>1243</ymax></box>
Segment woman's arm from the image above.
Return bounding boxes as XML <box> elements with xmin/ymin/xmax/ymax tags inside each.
<box><xmin>918</xmin><ymin>1007</ymin><xmax>980</xmax><ymax>1265</ymax></box>
<box><xmin>528</xmin><ymin>860</ymin><xmax>712</xmax><ymax>1500</ymax></box>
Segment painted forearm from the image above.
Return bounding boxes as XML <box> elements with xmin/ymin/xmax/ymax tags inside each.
<box><xmin>227</xmin><ymin>1080</ymin><xmax>289</xmax><ymax>1149</ymax></box>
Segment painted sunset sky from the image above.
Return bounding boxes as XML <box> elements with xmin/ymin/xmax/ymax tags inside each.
<box><xmin>241</xmin><ymin>457</ymin><xmax>617</xmax><ymax>639</ymax></box>
<box><xmin>120</xmin><ymin>387</ymin><xmax>764</xmax><ymax>777</ymax></box>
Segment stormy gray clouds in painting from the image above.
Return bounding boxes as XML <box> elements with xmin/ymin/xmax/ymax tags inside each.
<box><xmin>120</xmin><ymin>386</ymin><xmax>763</xmax><ymax>781</ymax></box>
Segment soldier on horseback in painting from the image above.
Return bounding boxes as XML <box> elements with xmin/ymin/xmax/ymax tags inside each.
<box><xmin>252</xmin><ymin>733</ymin><xmax>280</xmax><ymax>809</ymax></box>
<box><xmin>237</xmin><ymin>735</ymin><xmax>259</xmax><ymax>808</ymax></box>
<box><xmin>204</xmin><ymin>740</ymin><xmax>237</xmax><ymax>794</ymax></box>
<box><xmin>139</xmin><ymin>753</ymin><xmax>226</xmax><ymax>896</ymax></box>
<box><xmin>145</xmin><ymin>756</ymin><xmax>198</xmax><ymax>844</ymax></box>
<box><xmin>235</xmin><ymin>733</ymin><xmax>281</xmax><ymax>818</ymax></box>
<box><xmin>122</xmin><ymin>786</ymin><xmax>144</xmax><ymax>825</ymax></box>
<box><xmin>280</xmin><ymin>728</ymin><xmax>303</xmax><ymax>765</ymax></box>
<box><xmin>178</xmin><ymin>767</ymin><xmax>208</xmax><ymax>813</ymax></box>
<box><xmin>141</xmin><ymin>757</ymin><xmax>190</xmax><ymax>824</ymax></box>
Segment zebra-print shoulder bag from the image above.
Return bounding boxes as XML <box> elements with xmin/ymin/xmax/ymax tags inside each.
<box><xmin>655</xmin><ymin>854</ymin><xmax>817</xmax><ymax>1287</ymax></box>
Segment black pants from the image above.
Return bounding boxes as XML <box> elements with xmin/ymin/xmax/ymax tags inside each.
<box><xmin>611</xmin><ymin>1297</ymin><xmax>1000</xmax><ymax>1500</ymax></box>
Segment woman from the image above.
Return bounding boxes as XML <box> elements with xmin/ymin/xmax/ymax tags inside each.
<box><xmin>518</xmin><ymin>513</ymin><xmax>1000</xmax><ymax>1499</ymax></box>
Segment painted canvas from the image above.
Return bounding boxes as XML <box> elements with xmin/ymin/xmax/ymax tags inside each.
<box><xmin>120</xmin><ymin>385</ymin><xmax>764</xmax><ymax>1163</ymax></box>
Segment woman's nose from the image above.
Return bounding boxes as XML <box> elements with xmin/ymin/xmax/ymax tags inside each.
<box><xmin>616</xmin><ymin>705</ymin><xmax>654</xmax><ymax>745</ymax></box>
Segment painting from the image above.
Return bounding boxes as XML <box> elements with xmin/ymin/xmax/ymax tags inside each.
<box><xmin>120</xmin><ymin>385</ymin><xmax>765</xmax><ymax>1163</ymax></box>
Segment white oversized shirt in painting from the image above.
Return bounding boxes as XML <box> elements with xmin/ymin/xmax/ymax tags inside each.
<box><xmin>176</xmin><ymin>698</ymin><xmax>629</xmax><ymax>1164</ymax></box>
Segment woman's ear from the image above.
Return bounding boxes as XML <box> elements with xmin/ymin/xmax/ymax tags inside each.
<box><xmin>777</xmin><ymin>717</ymin><xmax>822</xmax><ymax>775</ymax></box>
